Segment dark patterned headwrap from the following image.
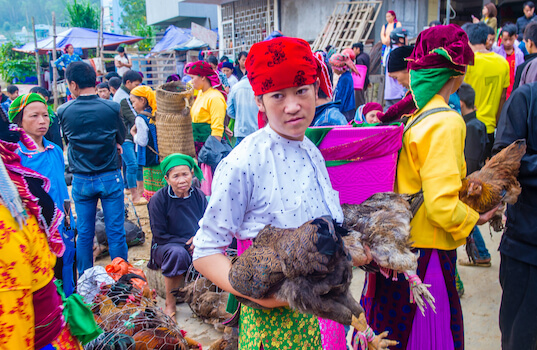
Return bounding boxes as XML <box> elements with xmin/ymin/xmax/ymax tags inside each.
<box><xmin>407</xmin><ymin>24</ymin><xmax>474</xmax><ymax>109</ymax></box>
<box><xmin>246</xmin><ymin>37</ymin><xmax>319</xmax><ymax>96</ymax></box>
<box><xmin>407</xmin><ymin>24</ymin><xmax>474</xmax><ymax>72</ymax></box>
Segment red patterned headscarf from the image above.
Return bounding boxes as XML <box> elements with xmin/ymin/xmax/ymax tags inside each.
<box><xmin>185</xmin><ymin>60</ymin><xmax>227</xmax><ymax>98</ymax></box>
<box><xmin>246</xmin><ymin>37</ymin><xmax>319</xmax><ymax>96</ymax></box>
<box><xmin>313</xmin><ymin>51</ymin><xmax>333</xmax><ymax>99</ymax></box>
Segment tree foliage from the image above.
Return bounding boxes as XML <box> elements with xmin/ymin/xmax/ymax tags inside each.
<box><xmin>66</xmin><ymin>0</ymin><xmax>99</xmax><ymax>29</ymax></box>
<box><xmin>119</xmin><ymin>0</ymin><xmax>154</xmax><ymax>51</ymax></box>
<box><xmin>0</xmin><ymin>42</ymin><xmax>36</xmax><ymax>83</ymax></box>
<box><xmin>119</xmin><ymin>0</ymin><xmax>147</xmax><ymax>34</ymax></box>
<box><xmin>134</xmin><ymin>24</ymin><xmax>154</xmax><ymax>52</ymax></box>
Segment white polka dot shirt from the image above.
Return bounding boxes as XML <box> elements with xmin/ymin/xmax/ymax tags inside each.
<box><xmin>193</xmin><ymin>125</ymin><xmax>343</xmax><ymax>260</ymax></box>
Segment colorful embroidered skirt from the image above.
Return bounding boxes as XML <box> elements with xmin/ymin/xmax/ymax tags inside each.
<box><xmin>358</xmin><ymin>248</ymin><xmax>463</xmax><ymax>350</ymax></box>
<box><xmin>41</xmin><ymin>326</ymin><xmax>83</xmax><ymax>350</ymax></box>
<box><xmin>143</xmin><ymin>165</ymin><xmax>165</xmax><ymax>200</ymax></box>
<box><xmin>239</xmin><ymin>304</ymin><xmax>323</xmax><ymax>350</ymax></box>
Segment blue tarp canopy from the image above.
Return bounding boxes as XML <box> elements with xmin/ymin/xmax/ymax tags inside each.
<box><xmin>151</xmin><ymin>25</ymin><xmax>207</xmax><ymax>52</ymax></box>
<box><xmin>14</xmin><ymin>27</ymin><xmax>143</xmax><ymax>54</ymax></box>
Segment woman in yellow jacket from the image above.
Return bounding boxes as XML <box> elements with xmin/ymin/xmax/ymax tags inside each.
<box><xmin>363</xmin><ymin>25</ymin><xmax>498</xmax><ymax>350</ymax></box>
<box><xmin>185</xmin><ymin>60</ymin><xmax>227</xmax><ymax>195</ymax></box>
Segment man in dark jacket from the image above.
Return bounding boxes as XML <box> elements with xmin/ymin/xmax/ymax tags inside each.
<box><xmin>493</xmin><ymin>82</ymin><xmax>537</xmax><ymax>350</ymax></box>
<box><xmin>58</xmin><ymin>61</ymin><xmax>128</xmax><ymax>275</ymax></box>
<box><xmin>517</xmin><ymin>1</ymin><xmax>536</xmax><ymax>40</ymax></box>
<box><xmin>458</xmin><ymin>83</ymin><xmax>491</xmax><ymax>267</ymax></box>
<box><xmin>352</xmin><ymin>43</ymin><xmax>370</xmax><ymax>106</ymax></box>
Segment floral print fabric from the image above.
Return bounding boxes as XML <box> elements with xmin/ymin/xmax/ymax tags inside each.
<box><xmin>239</xmin><ymin>304</ymin><xmax>323</xmax><ymax>350</ymax></box>
<box><xmin>0</xmin><ymin>204</ymin><xmax>56</xmax><ymax>349</ymax></box>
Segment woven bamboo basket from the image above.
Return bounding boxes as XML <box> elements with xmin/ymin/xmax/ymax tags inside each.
<box><xmin>155</xmin><ymin>81</ymin><xmax>196</xmax><ymax>159</ymax></box>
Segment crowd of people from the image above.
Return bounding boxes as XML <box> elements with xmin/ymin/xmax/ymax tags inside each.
<box><xmin>1</xmin><ymin>3</ymin><xmax>537</xmax><ymax>349</ymax></box>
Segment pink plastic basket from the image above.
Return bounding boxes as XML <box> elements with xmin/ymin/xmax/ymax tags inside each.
<box><xmin>314</xmin><ymin>124</ymin><xmax>403</xmax><ymax>205</ymax></box>
<box><xmin>352</xmin><ymin>65</ymin><xmax>368</xmax><ymax>90</ymax></box>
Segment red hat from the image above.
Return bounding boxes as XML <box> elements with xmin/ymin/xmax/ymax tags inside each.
<box><xmin>362</xmin><ymin>102</ymin><xmax>383</xmax><ymax>116</ymax></box>
<box><xmin>246</xmin><ymin>37</ymin><xmax>318</xmax><ymax>96</ymax></box>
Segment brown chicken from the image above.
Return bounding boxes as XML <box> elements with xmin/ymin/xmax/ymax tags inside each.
<box><xmin>341</xmin><ymin>192</ymin><xmax>435</xmax><ymax>315</ymax></box>
<box><xmin>133</xmin><ymin>327</ymin><xmax>189</xmax><ymax>350</ymax></box>
<box><xmin>460</xmin><ymin>139</ymin><xmax>527</xmax><ymax>231</ymax></box>
<box><xmin>229</xmin><ymin>216</ymin><xmax>364</xmax><ymax>327</ymax></box>
<box><xmin>208</xmin><ymin>327</ymin><xmax>239</xmax><ymax>350</ymax></box>
<box><xmin>90</xmin><ymin>277</ymin><xmax>202</xmax><ymax>350</ymax></box>
<box><xmin>173</xmin><ymin>277</ymin><xmax>232</xmax><ymax>330</ymax></box>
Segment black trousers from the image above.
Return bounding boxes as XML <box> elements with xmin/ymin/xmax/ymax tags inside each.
<box><xmin>484</xmin><ymin>132</ymin><xmax>495</xmax><ymax>161</ymax></box>
<box><xmin>499</xmin><ymin>253</ymin><xmax>537</xmax><ymax>349</ymax></box>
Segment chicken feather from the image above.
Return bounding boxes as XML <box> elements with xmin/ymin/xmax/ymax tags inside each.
<box><xmin>229</xmin><ymin>216</ymin><xmax>364</xmax><ymax>326</ymax></box>
<box><xmin>460</xmin><ymin>139</ymin><xmax>526</xmax><ymax>231</ymax></box>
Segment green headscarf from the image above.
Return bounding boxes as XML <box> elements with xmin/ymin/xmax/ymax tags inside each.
<box><xmin>160</xmin><ymin>153</ymin><xmax>204</xmax><ymax>181</ymax></box>
<box><xmin>8</xmin><ymin>93</ymin><xmax>47</xmax><ymax>122</ymax></box>
<box><xmin>409</xmin><ymin>67</ymin><xmax>463</xmax><ymax>110</ymax></box>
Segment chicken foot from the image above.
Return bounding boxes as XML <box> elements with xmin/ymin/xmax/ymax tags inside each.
<box><xmin>404</xmin><ymin>270</ymin><xmax>436</xmax><ymax>316</ymax></box>
<box><xmin>351</xmin><ymin>314</ymin><xmax>398</xmax><ymax>350</ymax></box>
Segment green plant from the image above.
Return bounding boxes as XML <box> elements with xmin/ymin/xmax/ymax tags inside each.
<box><xmin>134</xmin><ymin>24</ymin><xmax>154</xmax><ymax>52</ymax></box>
<box><xmin>0</xmin><ymin>42</ymin><xmax>36</xmax><ymax>83</ymax></box>
<box><xmin>119</xmin><ymin>0</ymin><xmax>147</xmax><ymax>34</ymax></box>
<box><xmin>66</xmin><ymin>0</ymin><xmax>99</xmax><ymax>29</ymax></box>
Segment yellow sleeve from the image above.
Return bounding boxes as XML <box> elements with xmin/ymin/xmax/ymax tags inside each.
<box><xmin>208</xmin><ymin>91</ymin><xmax>227</xmax><ymax>138</ymax></box>
<box><xmin>502</xmin><ymin>59</ymin><xmax>510</xmax><ymax>89</ymax></box>
<box><xmin>0</xmin><ymin>206</ymin><xmax>36</xmax><ymax>349</ymax></box>
<box><xmin>416</xmin><ymin>115</ymin><xmax>479</xmax><ymax>240</ymax></box>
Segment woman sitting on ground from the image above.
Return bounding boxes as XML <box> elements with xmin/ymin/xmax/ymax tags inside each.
<box><xmin>147</xmin><ymin>153</ymin><xmax>208</xmax><ymax>318</ymax></box>
<box><xmin>9</xmin><ymin>93</ymin><xmax>76</xmax><ymax>297</ymax></box>
<box><xmin>130</xmin><ymin>85</ymin><xmax>163</xmax><ymax>202</ymax></box>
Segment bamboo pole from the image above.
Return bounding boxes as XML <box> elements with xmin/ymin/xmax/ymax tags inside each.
<box><xmin>31</xmin><ymin>17</ymin><xmax>42</xmax><ymax>87</ymax></box>
<box><xmin>100</xmin><ymin>6</ymin><xmax>105</xmax><ymax>74</ymax></box>
<box><xmin>96</xmin><ymin>8</ymin><xmax>101</xmax><ymax>62</ymax></box>
<box><xmin>52</xmin><ymin>12</ymin><xmax>58</xmax><ymax>110</ymax></box>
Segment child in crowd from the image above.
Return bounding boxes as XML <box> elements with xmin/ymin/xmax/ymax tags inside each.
<box><xmin>457</xmin><ymin>83</ymin><xmax>491</xmax><ymax>268</ymax></box>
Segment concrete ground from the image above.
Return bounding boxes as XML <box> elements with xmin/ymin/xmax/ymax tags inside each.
<box><xmin>96</xmin><ymin>202</ymin><xmax>503</xmax><ymax>349</ymax></box>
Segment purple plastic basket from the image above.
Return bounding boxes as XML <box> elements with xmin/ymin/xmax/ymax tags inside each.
<box><xmin>315</xmin><ymin>124</ymin><xmax>403</xmax><ymax>205</ymax></box>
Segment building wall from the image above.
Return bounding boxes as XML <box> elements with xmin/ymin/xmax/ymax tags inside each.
<box><xmin>280</xmin><ymin>0</ymin><xmax>342</xmax><ymax>42</ymax></box>
<box><xmin>428</xmin><ymin>0</ymin><xmax>440</xmax><ymax>24</ymax></box>
<box><xmin>102</xmin><ymin>0</ymin><xmax>124</xmax><ymax>33</ymax></box>
<box><xmin>147</xmin><ymin>0</ymin><xmax>218</xmax><ymax>28</ymax></box>
<box><xmin>147</xmin><ymin>0</ymin><xmax>181</xmax><ymax>25</ymax></box>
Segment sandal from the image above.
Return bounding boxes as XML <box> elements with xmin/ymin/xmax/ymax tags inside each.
<box><xmin>459</xmin><ymin>258</ymin><xmax>491</xmax><ymax>267</ymax></box>
<box><xmin>133</xmin><ymin>198</ymin><xmax>148</xmax><ymax>206</ymax></box>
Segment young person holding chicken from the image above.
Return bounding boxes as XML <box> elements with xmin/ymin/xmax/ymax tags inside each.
<box><xmin>192</xmin><ymin>37</ymin><xmax>395</xmax><ymax>350</ymax></box>
<box><xmin>362</xmin><ymin>25</ymin><xmax>499</xmax><ymax>350</ymax></box>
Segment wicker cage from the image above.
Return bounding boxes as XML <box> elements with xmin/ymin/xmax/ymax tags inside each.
<box><xmin>155</xmin><ymin>81</ymin><xmax>196</xmax><ymax>159</ymax></box>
